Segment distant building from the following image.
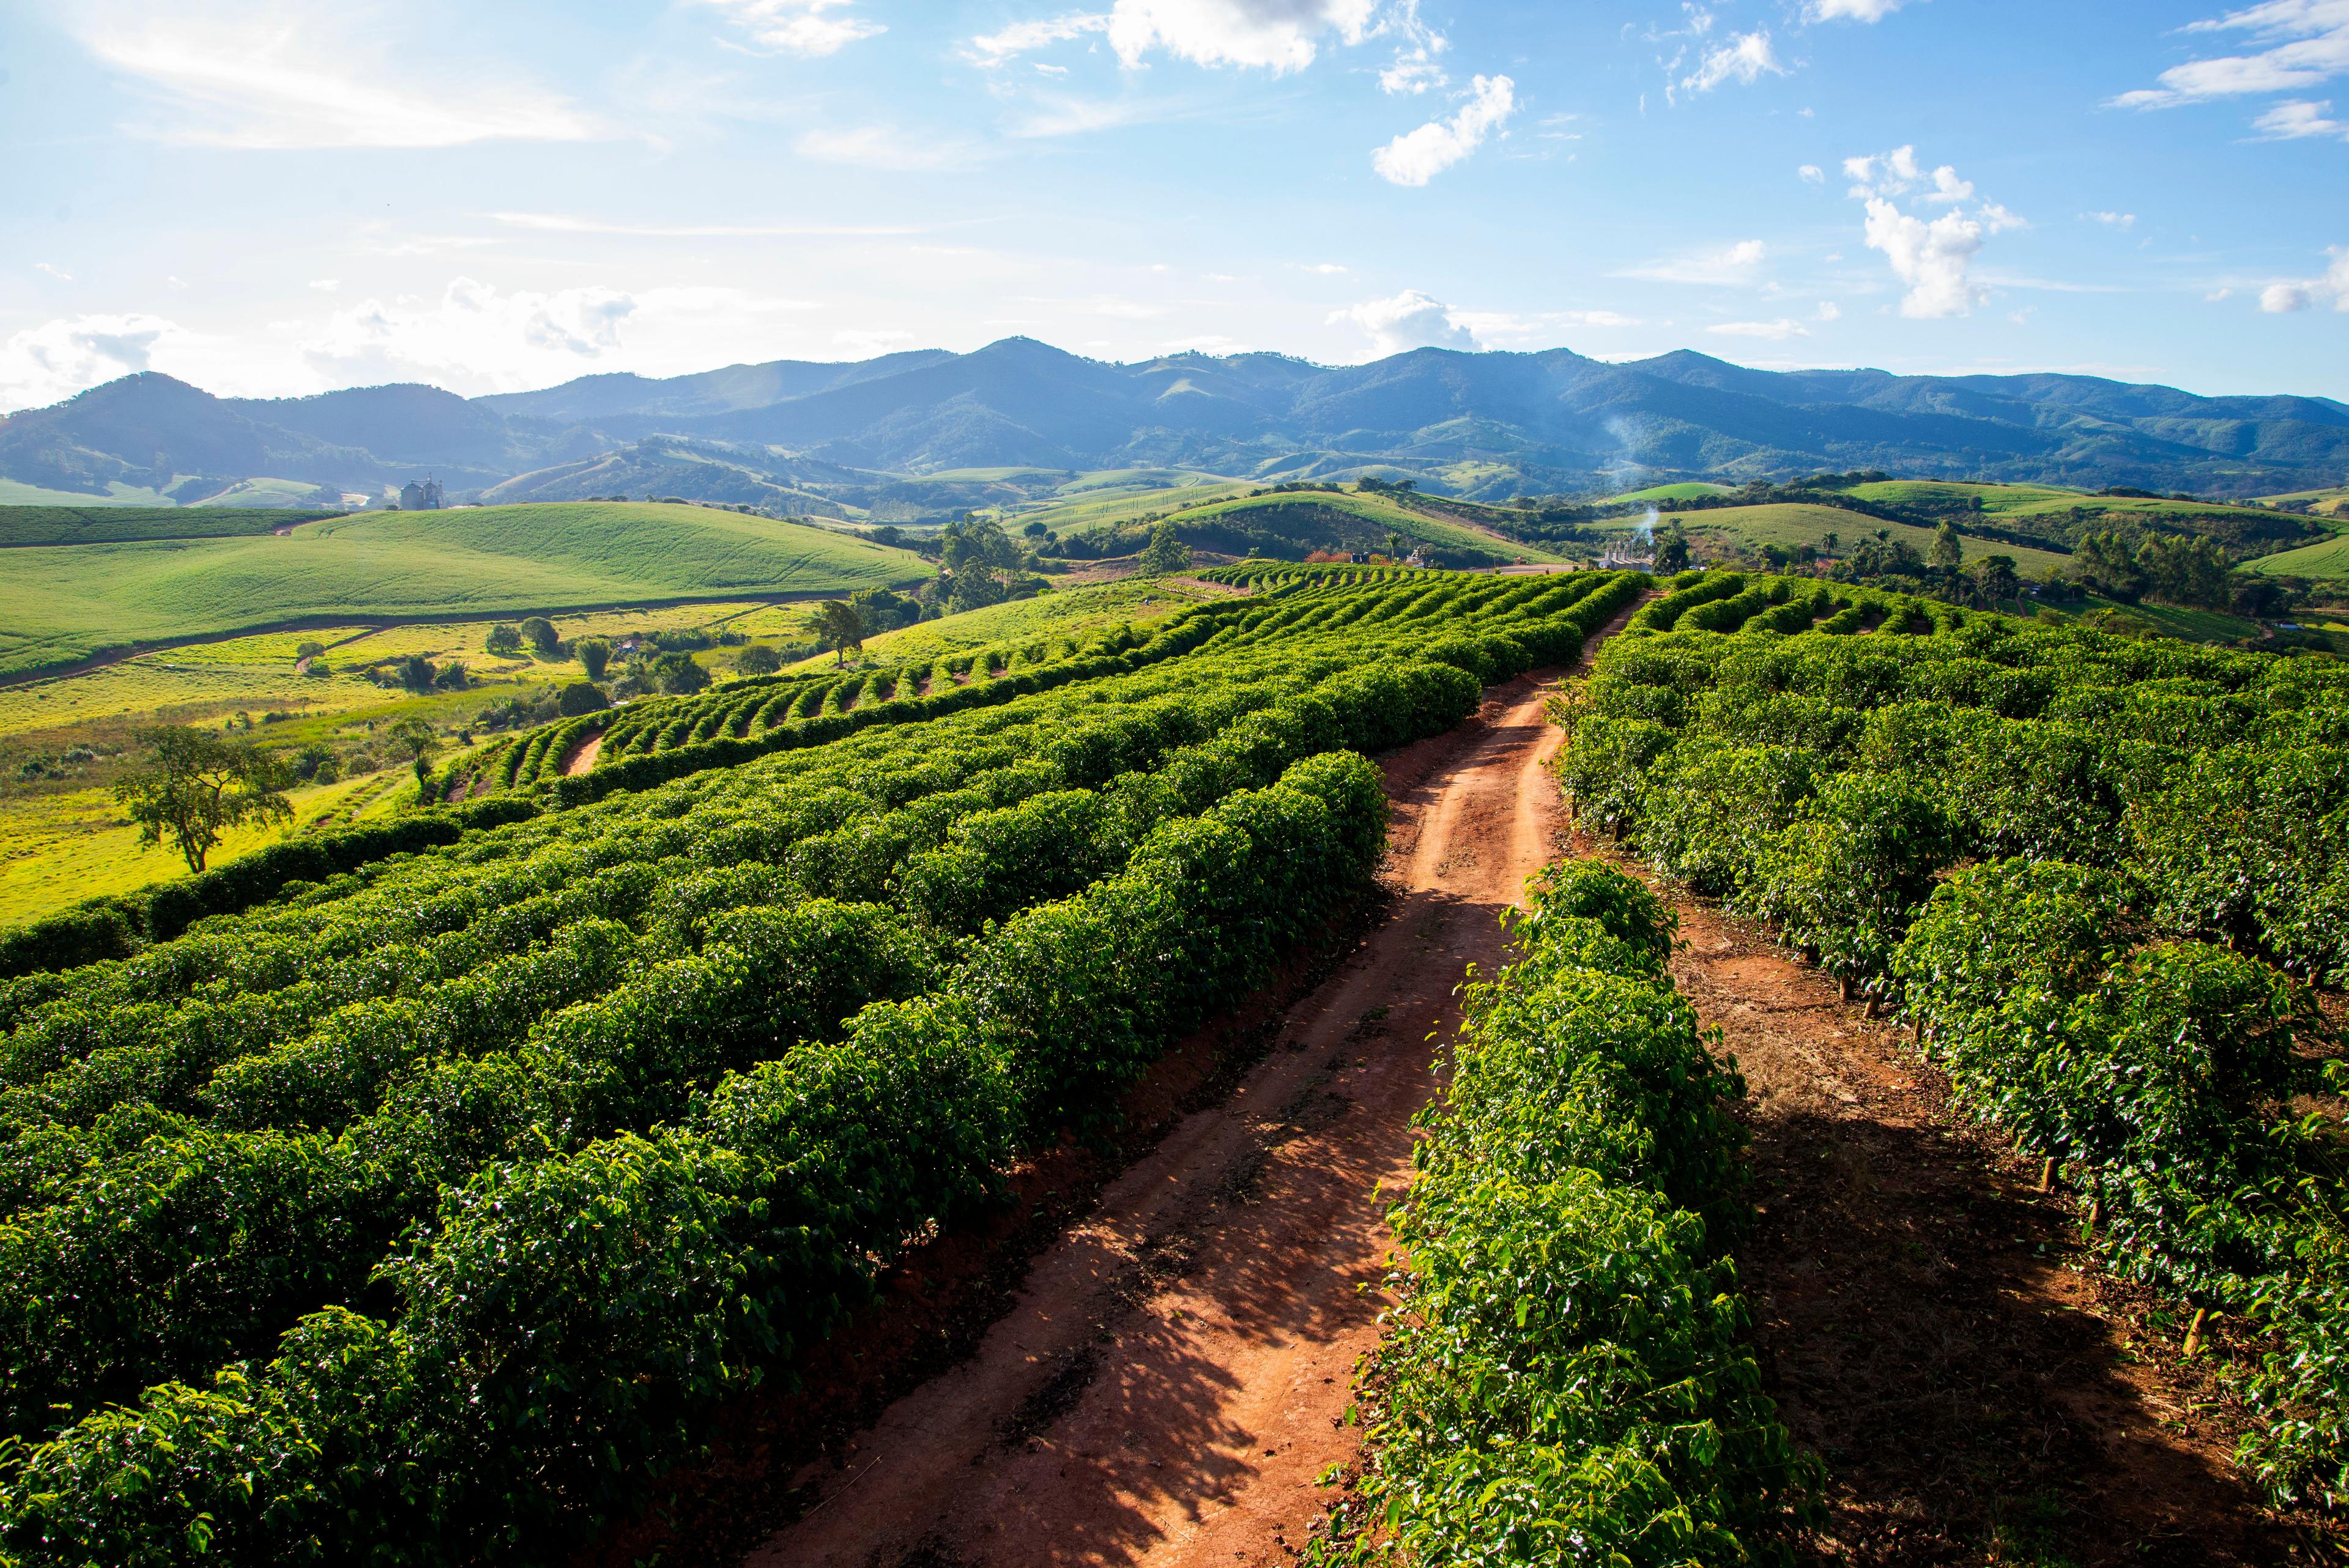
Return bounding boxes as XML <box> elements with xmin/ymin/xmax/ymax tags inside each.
<box><xmin>399</xmin><ymin>476</ymin><xmax>445</xmax><ymax>510</ymax></box>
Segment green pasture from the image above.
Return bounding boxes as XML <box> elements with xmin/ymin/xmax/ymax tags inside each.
<box><xmin>1601</xmin><ymin>482</ymin><xmax>1732</xmax><ymax>503</ymax></box>
<box><xmin>1646</xmin><ymin>502</ymin><xmax>2074</xmax><ymax>577</ymax></box>
<box><xmin>1154</xmin><ymin>489</ymin><xmax>1570</xmax><ymax>563</ymax></box>
<box><xmin>0</xmin><ymin>502</ymin><xmax>926</xmax><ymax>677</ymax></box>
<box><xmin>1847</xmin><ymin>478</ymin><xmax>2279</xmax><ymax>527</ymax></box>
<box><xmin>783</xmin><ymin>578</ymin><xmax>1217</xmax><ymax>672</ymax></box>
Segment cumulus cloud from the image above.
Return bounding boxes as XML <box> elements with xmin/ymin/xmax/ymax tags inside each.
<box><xmin>1846</xmin><ymin>146</ymin><xmax>2023</xmax><ymax>317</ymax></box>
<box><xmin>1707</xmin><ymin>318</ymin><xmax>1809</xmax><ymax>339</ymax></box>
<box><xmin>693</xmin><ymin>0</ymin><xmax>885</xmax><ymax>56</ymax></box>
<box><xmin>1681</xmin><ymin>30</ymin><xmax>1786</xmax><ymax>94</ymax></box>
<box><xmin>1815</xmin><ymin>300</ymin><xmax>1842</xmax><ymax>320</ymax></box>
<box><xmin>1798</xmin><ymin>163</ymin><xmax>1825</xmax><ymax>183</ymax></box>
<box><xmin>2253</xmin><ymin>96</ymin><xmax>2349</xmax><ymax>135</ymax></box>
<box><xmin>1371</xmin><ymin>73</ymin><xmax>1514</xmax><ymax>184</ymax></box>
<box><xmin>1807</xmin><ymin>0</ymin><xmax>1913</xmax><ymax>18</ymax></box>
<box><xmin>1331</xmin><ymin>289</ymin><xmax>1480</xmax><ymax>354</ymax></box>
<box><xmin>968</xmin><ymin>1</ymin><xmax>1452</xmax><ymax>74</ymax></box>
<box><xmin>2082</xmin><ymin>210</ymin><xmax>2138</xmax><ymax>228</ymax></box>
<box><xmin>965</xmin><ymin>13</ymin><xmax>1113</xmax><ymax>66</ymax></box>
<box><xmin>67</xmin><ymin>4</ymin><xmax>599</xmax><ymax>148</ymax></box>
<box><xmin>2113</xmin><ymin>1</ymin><xmax>2349</xmax><ymax>124</ymax></box>
<box><xmin>2259</xmin><ymin>246</ymin><xmax>2349</xmax><ymax>311</ymax></box>
<box><xmin>0</xmin><ymin>313</ymin><xmax>192</xmax><ymax>412</ymax></box>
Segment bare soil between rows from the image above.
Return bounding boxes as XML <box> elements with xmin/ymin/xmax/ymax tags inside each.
<box><xmin>1585</xmin><ymin>844</ymin><xmax>2349</xmax><ymax>1567</ymax></box>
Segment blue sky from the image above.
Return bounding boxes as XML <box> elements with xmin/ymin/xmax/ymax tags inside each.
<box><xmin>1</xmin><ymin>0</ymin><xmax>2344</xmax><ymax>413</ymax></box>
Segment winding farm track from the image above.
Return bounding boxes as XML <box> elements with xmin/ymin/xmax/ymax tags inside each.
<box><xmin>742</xmin><ymin>614</ymin><xmax>1633</xmax><ymax>1568</ymax></box>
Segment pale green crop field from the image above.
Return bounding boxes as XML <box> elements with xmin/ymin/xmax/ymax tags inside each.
<box><xmin>0</xmin><ymin>502</ymin><xmax>928</xmax><ymax>676</ymax></box>
<box><xmin>1601</xmin><ymin>482</ymin><xmax>1732</xmax><ymax>503</ymax></box>
<box><xmin>1646</xmin><ymin>502</ymin><xmax>2074</xmax><ymax>577</ymax></box>
<box><xmin>782</xmin><ymin>578</ymin><xmax>1218</xmax><ymax>673</ymax></box>
<box><xmin>1157</xmin><ymin>489</ymin><xmax>1572</xmax><ymax>563</ymax></box>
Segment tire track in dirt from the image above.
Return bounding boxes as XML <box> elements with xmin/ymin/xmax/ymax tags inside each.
<box><xmin>744</xmin><ymin>620</ymin><xmax>1634</xmax><ymax>1568</ymax></box>
<box><xmin>1589</xmin><ymin>853</ymin><xmax>2341</xmax><ymax>1566</ymax></box>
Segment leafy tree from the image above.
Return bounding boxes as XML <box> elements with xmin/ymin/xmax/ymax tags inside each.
<box><xmin>649</xmin><ymin>652</ymin><xmax>710</xmax><ymax>694</ymax></box>
<box><xmin>387</xmin><ymin>718</ymin><xmax>441</xmax><ymax>793</ymax></box>
<box><xmin>575</xmin><ymin>637</ymin><xmax>613</xmax><ymax>682</ymax></box>
<box><xmin>1973</xmin><ymin>552</ymin><xmax>2022</xmax><ymax>606</ymax></box>
<box><xmin>294</xmin><ymin>640</ymin><xmax>325</xmax><ymax>661</ymax></box>
<box><xmin>399</xmin><ymin>655</ymin><xmax>438</xmax><ymax>691</ymax></box>
<box><xmin>114</xmin><ymin>726</ymin><xmax>295</xmax><ymax>873</ymax></box>
<box><xmin>737</xmin><ymin>644</ymin><xmax>783</xmax><ymax>676</ymax></box>
<box><xmin>1822</xmin><ymin>530</ymin><xmax>1841</xmax><ymax>554</ymax></box>
<box><xmin>850</xmin><ymin>586</ymin><xmax>922</xmax><ymax>633</ymax></box>
<box><xmin>557</xmin><ymin>682</ymin><xmax>610</xmax><ymax>716</ymax></box>
<box><xmin>484</xmin><ymin>624</ymin><xmax>523</xmax><ymax>657</ymax></box>
<box><xmin>1138</xmin><ymin>521</ymin><xmax>1193</xmax><ymax>576</ymax></box>
<box><xmin>521</xmin><ymin>617</ymin><xmax>559</xmax><ymax>657</ymax></box>
<box><xmin>867</xmin><ymin>524</ymin><xmax>905</xmax><ymax>550</ymax></box>
<box><xmin>290</xmin><ymin>743</ymin><xmax>340</xmax><ymax>784</ymax></box>
<box><xmin>433</xmin><ymin>660</ymin><xmax>469</xmax><ymax>691</ymax></box>
<box><xmin>1653</xmin><ymin>522</ymin><xmax>1691</xmax><ymax>574</ymax></box>
<box><xmin>813</xmin><ymin>600</ymin><xmax>867</xmax><ymax>667</ymax></box>
<box><xmin>1929</xmin><ymin>520</ymin><xmax>1964</xmax><ymax>576</ymax></box>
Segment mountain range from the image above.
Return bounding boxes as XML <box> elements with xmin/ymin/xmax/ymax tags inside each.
<box><xmin>4</xmin><ymin>336</ymin><xmax>2344</xmax><ymax>510</ymax></box>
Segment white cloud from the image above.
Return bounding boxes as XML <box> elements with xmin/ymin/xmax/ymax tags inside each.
<box><xmin>308</xmin><ymin>278</ymin><xmax>340</xmax><ymax>291</ymax></box>
<box><xmin>34</xmin><ymin>262</ymin><xmax>73</xmax><ymax>281</ymax></box>
<box><xmin>692</xmin><ymin>0</ymin><xmax>885</xmax><ymax>56</ymax></box>
<box><xmin>2253</xmin><ymin>96</ymin><xmax>2349</xmax><ymax>135</ymax></box>
<box><xmin>2260</xmin><ymin>245</ymin><xmax>2349</xmax><ymax>310</ymax></box>
<box><xmin>1304</xmin><ymin>262</ymin><xmax>1351</xmax><ymax>273</ymax></box>
<box><xmin>69</xmin><ymin>4</ymin><xmax>599</xmax><ymax>149</ymax></box>
<box><xmin>1681</xmin><ymin>30</ymin><xmax>1786</xmax><ymax>94</ymax></box>
<box><xmin>1815</xmin><ymin>299</ymin><xmax>1842</xmax><ymax>320</ymax></box>
<box><xmin>2082</xmin><ymin>210</ymin><xmax>2138</xmax><ymax>228</ymax></box>
<box><xmin>1619</xmin><ymin>238</ymin><xmax>1767</xmax><ymax>285</ymax></box>
<box><xmin>0</xmin><ymin>313</ymin><xmax>189</xmax><ymax>412</ymax></box>
<box><xmin>966</xmin><ymin>13</ymin><xmax>1112</xmax><ymax>66</ymax></box>
<box><xmin>2208</xmin><ymin>286</ymin><xmax>2236</xmax><ymax>300</ymax></box>
<box><xmin>1105</xmin><ymin>0</ymin><xmax>1384</xmax><ymax>72</ymax></box>
<box><xmin>1798</xmin><ymin>163</ymin><xmax>1825</xmax><ymax>183</ymax></box>
<box><xmin>2113</xmin><ymin>1</ymin><xmax>2349</xmax><ymax>111</ymax></box>
<box><xmin>1451</xmin><ymin>307</ymin><xmax>1642</xmax><ymax>341</ymax></box>
<box><xmin>1331</xmin><ymin>288</ymin><xmax>1479</xmax><ymax>354</ymax></box>
<box><xmin>1844</xmin><ymin>146</ymin><xmax>2021</xmax><ymax>318</ymax></box>
<box><xmin>793</xmin><ymin>125</ymin><xmax>984</xmax><ymax>169</ymax></box>
<box><xmin>1371</xmin><ymin>73</ymin><xmax>1515</xmax><ymax>185</ymax></box>
<box><xmin>1807</xmin><ymin>0</ymin><xmax>1913</xmax><ymax>18</ymax></box>
<box><xmin>834</xmin><ymin>327</ymin><xmax>918</xmax><ymax>353</ymax></box>
<box><xmin>1708</xmin><ymin>318</ymin><xmax>1809</xmax><ymax>339</ymax></box>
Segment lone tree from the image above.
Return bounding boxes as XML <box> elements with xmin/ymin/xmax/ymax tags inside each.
<box><xmin>575</xmin><ymin>637</ymin><xmax>613</xmax><ymax>682</ymax></box>
<box><xmin>387</xmin><ymin>718</ymin><xmax>441</xmax><ymax>795</ymax></box>
<box><xmin>1929</xmin><ymin>519</ymin><xmax>1965</xmax><ymax>577</ymax></box>
<box><xmin>1653</xmin><ymin>522</ymin><xmax>1691</xmax><ymax>574</ymax></box>
<box><xmin>738</xmin><ymin>644</ymin><xmax>783</xmax><ymax>676</ymax></box>
<box><xmin>521</xmin><ymin>616</ymin><xmax>560</xmax><ymax>657</ymax></box>
<box><xmin>114</xmin><ymin>726</ymin><xmax>295</xmax><ymax>874</ymax></box>
<box><xmin>484</xmin><ymin>623</ymin><xmax>523</xmax><ymax>656</ymax></box>
<box><xmin>814</xmin><ymin>599</ymin><xmax>867</xmax><ymax>666</ymax></box>
<box><xmin>1138</xmin><ymin>521</ymin><xmax>1193</xmax><ymax>576</ymax></box>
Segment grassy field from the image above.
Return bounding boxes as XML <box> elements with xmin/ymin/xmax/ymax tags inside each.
<box><xmin>1154</xmin><ymin>489</ymin><xmax>1572</xmax><ymax>565</ymax></box>
<box><xmin>0</xmin><ymin>502</ymin><xmax>926</xmax><ymax>677</ymax></box>
<box><xmin>0</xmin><ymin>478</ymin><xmax>176</xmax><ymax>507</ymax></box>
<box><xmin>985</xmin><ymin>470</ymin><xmax>1256</xmax><ymax>536</ymax></box>
<box><xmin>1620</xmin><ymin>502</ymin><xmax>2075</xmax><ymax>577</ymax></box>
<box><xmin>2254</xmin><ymin>486</ymin><xmax>2349</xmax><ymax>518</ymax></box>
<box><xmin>1846</xmin><ymin>478</ymin><xmax>2283</xmax><ymax>529</ymax></box>
<box><xmin>0</xmin><ymin>505</ymin><xmax>336</xmax><ymax>548</ymax></box>
<box><xmin>2243</xmin><ymin>527</ymin><xmax>2349</xmax><ymax>579</ymax></box>
<box><xmin>1603</xmin><ymin>482</ymin><xmax>1732</xmax><ymax>503</ymax></box>
<box><xmin>782</xmin><ymin>578</ymin><xmax>1216</xmax><ymax>672</ymax></box>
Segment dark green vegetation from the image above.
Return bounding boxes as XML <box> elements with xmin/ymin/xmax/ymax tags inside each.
<box><xmin>1558</xmin><ymin>578</ymin><xmax>2349</xmax><ymax>1509</ymax></box>
<box><xmin>1055</xmin><ymin>486</ymin><xmax>1561</xmax><ymax>568</ymax></box>
<box><xmin>0</xmin><ymin>569</ymin><xmax>1647</xmax><ymax>1565</ymax></box>
<box><xmin>10</xmin><ymin>341</ymin><xmax>2347</xmax><ymax>516</ymax></box>
<box><xmin>0</xmin><ymin>506</ymin><xmax>336</xmax><ymax>548</ymax></box>
<box><xmin>1322</xmin><ymin>860</ymin><xmax>1816</xmax><ymax>1565</ymax></box>
<box><xmin>0</xmin><ymin>502</ymin><xmax>924</xmax><ymax>678</ymax></box>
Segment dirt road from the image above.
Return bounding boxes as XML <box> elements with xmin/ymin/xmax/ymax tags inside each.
<box><xmin>743</xmin><ymin>667</ymin><xmax>1582</xmax><ymax>1568</ymax></box>
<box><xmin>559</xmin><ymin>730</ymin><xmax>604</xmax><ymax>776</ymax></box>
<box><xmin>1610</xmin><ymin>858</ymin><xmax>2336</xmax><ymax>1566</ymax></box>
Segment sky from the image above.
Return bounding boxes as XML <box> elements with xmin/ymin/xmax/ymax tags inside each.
<box><xmin>1</xmin><ymin>0</ymin><xmax>2345</xmax><ymax>415</ymax></box>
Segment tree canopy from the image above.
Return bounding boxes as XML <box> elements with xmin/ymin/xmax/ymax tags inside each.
<box><xmin>113</xmin><ymin>726</ymin><xmax>296</xmax><ymax>874</ymax></box>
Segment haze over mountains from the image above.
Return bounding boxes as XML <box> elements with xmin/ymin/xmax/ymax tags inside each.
<box><xmin>4</xmin><ymin>336</ymin><xmax>2345</xmax><ymax>512</ymax></box>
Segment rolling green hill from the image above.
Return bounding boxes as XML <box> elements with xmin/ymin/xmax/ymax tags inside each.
<box><xmin>0</xmin><ymin>505</ymin><xmax>337</xmax><ymax>548</ymax></box>
<box><xmin>1651</xmin><ymin>502</ymin><xmax>2073</xmax><ymax>577</ymax></box>
<box><xmin>1603</xmin><ymin>482</ymin><xmax>1731</xmax><ymax>503</ymax></box>
<box><xmin>1070</xmin><ymin>488</ymin><xmax>1568</xmax><ymax>567</ymax></box>
<box><xmin>0</xmin><ymin>502</ymin><xmax>926</xmax><ymax>677</ymax></box>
